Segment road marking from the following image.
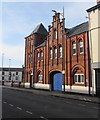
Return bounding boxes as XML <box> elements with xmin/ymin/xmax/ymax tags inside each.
<box><xmin>9</xmin><ymin>104</ymin><xmax>14</xmax><ymax>107</ymax></box>
<box><xmin>17</xmin><ymin>107</ymin><xmax>22</xmax><ymax>110</ymax></box>
<box><xmin>66</xmin><ymin>101</ymin><xmax>71</xmax><ymax>104</ymax></box>
<box><xmin>26</xmin><ymin>111</ymin><xmax>33</xmax><ymax>115</ymax></box>
<box><xmin>78</xmin><ymin>104</ymin><xmax>86</xmax><ymax>107</ymax></box>
<box><xmin>3</xmin><ymin>101</ymin><xmax>7</xmax><ymax>104</ymax></box>
<box><xmin>92</xmin><ymin>107</ymin><xmax>98</xmax><ymax>110</ymax></box>
<box><xmin>40</xmin><ymin>116</ymin><xmax>48</xmax><ymax>120</ymax></box>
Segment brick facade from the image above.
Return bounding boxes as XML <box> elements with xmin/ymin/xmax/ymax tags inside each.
<box><xmin>24</xmin><ymin>12</ymin><xmax>91</xmax><ymax>91</ymax></box>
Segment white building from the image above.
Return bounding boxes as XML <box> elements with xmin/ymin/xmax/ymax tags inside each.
<box><xmin>87</xmin><ymin>1</ymin><xmax>100</xmax><ymax>96</ymax></box>
<box><xmin>0</xmin><ymin>67</ymin><xmax>23</xmax><ymax>82</ymax></box>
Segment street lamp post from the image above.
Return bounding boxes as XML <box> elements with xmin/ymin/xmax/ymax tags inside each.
<box><xmin>2</xmin><ymin>53</ymin><xmax>4</xmax><ymax>85</ymax></box>
<box><xmin>62</xmin><ymin>7</ymin><xmax>65</xmax><ymax>93</ymax></box>
<box><xmin>9</xmin><ymin>59</ymin><xmax>11</xmax><ymax>82</ymax></box>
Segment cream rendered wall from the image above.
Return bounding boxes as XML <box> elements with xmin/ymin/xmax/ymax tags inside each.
<box><xmin>88</xmin><ymin>8</ymin><xmax>100</xmax><ymax>63</ymax></box>
<box><xmin>98</xmin><ymin>9</ymin><xmax>100</xmax><ymax>62</ymax></box>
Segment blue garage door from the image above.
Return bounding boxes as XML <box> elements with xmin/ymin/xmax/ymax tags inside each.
<box><xmin>53</xmin><ymin>72</ymin><xmax>62</xmax><ymax>91</ymax></box>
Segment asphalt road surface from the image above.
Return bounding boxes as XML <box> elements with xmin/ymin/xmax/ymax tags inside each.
<box><xmin>1</xmin><ymin>87</ymin><xmax>99</xmax><ymax>119</ymax></box>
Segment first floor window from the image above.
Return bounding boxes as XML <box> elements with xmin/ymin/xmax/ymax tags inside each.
<box><xmin>40</xmin><ymin>51</ymin><xmax>43</xmax><ymax>61</ymax></box>
<box><xmin>38</xmin><ymin>75</ymin><xmax>43</xmax><ymax>82</ymax></box>
<box><xmin>72</xmin><ymin>42</ymin><xmax>76</xmax><ymax>55</ymax></box>
<box><xmin>2</xmin><ymin>71</ymin><xmax>5</xmax><ymax>75</ymax></box>
<box><xmin>50</xmin><ymin>48</ymin><xmax>52</xmax><ymax>59</ymax></box>
<box><xmin>74</xmin><ymin>74</ymin><xmax>84</xmax><ymax>83</ymax></box>
<box><xmin>79</xmin><ymin>41</ymin><xmax>83</xmax><ymax>54</ymax></box>
<box><xmin>16</xmin><ymin>72</ymin><xmax>18</xmax><ymax>75</ymax></box>
<box><xmin>54</xmin><ymin>47</ymin><xmax>57</xmax><ymax>59</ymax></box>
<box><xmin>37</xmin><ymin>52</ymin><xmax>40</xmax><ymax>62</ymax></box>
<box><xmin>59</xmin><ymin>46</ymin><xmax>62</xmax><ymax>58</ymax></box>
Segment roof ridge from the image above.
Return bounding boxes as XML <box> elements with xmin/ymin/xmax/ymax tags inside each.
<box><xmin>31</xmin><ymin>23</ymin><xmax>47</xmax><ymax>35</ymax></box>
<box><xmin>70</xmin><ymin>21</ymin><xmax>88</xmax><ymax>29</ymax></box>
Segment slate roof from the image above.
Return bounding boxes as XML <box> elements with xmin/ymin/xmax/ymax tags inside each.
<box><xmin>35</xmin><ymin>41</ymin><xmax>46</xmax><ymax>49</ymax></box>
<box><xmin>31</xmin><ymin>23</ymin><xmax>48</xmax><ymax>36</ymax></box>
<box><xmin>87</xmin><ymin>3</ymin><xmax>100</xmax><ymax>12</ymax></box>
<box><xmin>67</xmin><ymin>22</ymin><xmax>88</xmax><ymax>37</ymax></box>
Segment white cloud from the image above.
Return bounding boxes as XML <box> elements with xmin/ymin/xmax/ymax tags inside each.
<box><xmin>1</xmin><ymin>43</ymin><xmax>25</xmax><ymax>62</ymax></box>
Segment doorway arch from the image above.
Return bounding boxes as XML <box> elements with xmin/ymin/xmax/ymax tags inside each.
<box><xmin>50</xmin><ymin>71</ymin><xmax>62</xmax><ymax>91</ymax></box>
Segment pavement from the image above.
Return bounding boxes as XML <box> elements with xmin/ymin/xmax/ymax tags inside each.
<box><xmin>2</xmin><ymin>85</ymin><xmax>100</xmax><ymax>104</ymax></box>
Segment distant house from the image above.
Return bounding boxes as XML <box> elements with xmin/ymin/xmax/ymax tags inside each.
<box><xmin>0</xmin><ymin>67</ymin><xmax>24</xmax><ymax>82</ymax></box>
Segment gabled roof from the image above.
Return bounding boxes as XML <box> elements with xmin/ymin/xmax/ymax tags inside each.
<box><xmin>31</xmin><ymin>23</ymin><xmax>48</xmax><ymax>36</ymax></box>
<box><xmin>67</xmin><ymin>22</ymin><xmax>88</xmax><ymax>37</ymax></box>
<box><xmin>87</xmin><ymin>3</ymin><xmax>100</xmax><ymax>12</ymax></box>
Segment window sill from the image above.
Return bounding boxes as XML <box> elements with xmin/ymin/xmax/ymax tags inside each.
<box><xmin>73</xmin><ymin>83</ymin><xmax>85</xmax><ymax>86</ymax></box>
<box><xmin>72</xmin><ymin>54</ymin><xmax>76</xmax><ymax>56</ymax></box>
<box><xmin>79</xmin><ymin>53</ymin><xmax>84</xmax><ymax>55</ymax></box>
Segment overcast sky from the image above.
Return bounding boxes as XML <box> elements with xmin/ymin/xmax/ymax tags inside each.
<box><xmin>0</xmin><ymin>1</ymin><xmax>96</xmax><ymax>68</ymax></box>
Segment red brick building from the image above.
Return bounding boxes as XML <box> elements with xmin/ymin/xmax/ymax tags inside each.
<box><xmin>24</xmin><ymin>12</ymin><xmax>91</xmax><ymax>93</ymax></box>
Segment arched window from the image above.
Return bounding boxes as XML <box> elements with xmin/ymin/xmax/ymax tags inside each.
<box><xmin>54</xmin><ymin>47</ymin><xmax>57</xmax><ymax>59</ymax></box>
<box><xmin>79</xmin><ymin>40</ymin><xmax>83</xmax><ymax>54</ymax></box>
<box><xmin>37</xmin><ymin>72</ymin><xmax>43</xmax><ymax>82</ymax></box>
<box><xmin>37</xmin><ymin>52</ymin><xmax>40</xmax><ymax>62</ymax></box>
<box><xmin>72</xmin><ymin>41</ymin><xmax>76</xmax><ymax>55</ymax></box>
<box><xmin>54</xmin><ymin>29</ymin><xmax>57</xmax><ymax>39</ymax></box>
<box><xmin>40</xmin><ymin>51</ymin><xmax>43</xmax><ymax>61</ymax></box>
<box><xmin>73</xmin><ymin>67</ymin><xmax>84</xmax><ymax>84</ymax></box>
<box><xmin>50</xmin><ymin>48</ymin><xmax>53</xmax><ymax>59</ymax></box>
<box><xmin>28</xmin><ymin>53</ymin><xmax>31</xmax><ymax>63</ymax></box>
<box><xmin>59</xmin><ymin>45</ymin><xmax>62</xmax><ymax>58</ymax></box>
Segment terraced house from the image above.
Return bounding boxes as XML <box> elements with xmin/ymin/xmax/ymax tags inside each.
<box><xmin>24</xmin><ymin>7</ymin><xmax>94</xmax><ymax>94</ymax></box>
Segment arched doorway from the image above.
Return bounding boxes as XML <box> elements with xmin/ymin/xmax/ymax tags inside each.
<box><xmin>50</xmin><ymin>71</ymin><xmax>62</xmax><ymax>91</ymax></box>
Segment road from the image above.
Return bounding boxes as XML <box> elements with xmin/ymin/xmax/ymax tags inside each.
<box><xmin>1</xmin><ymin>87</ymin><xmax>99</xmax><ymax>119</ymax></box>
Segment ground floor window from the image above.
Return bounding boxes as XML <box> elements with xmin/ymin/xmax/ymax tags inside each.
<box><xmin>74</xmin><ymin>74</ymin><xmax>84</xmax><ymax>83</ymax></box>
<box><xmin>38</xmin><ymin>75</ymin><xmax>43</xmax><ymax>82</ymax></box>
<box><xmin>2</xmin><ymin>76</ymin><xmax>4</xmax><ymax>80</ymax></box>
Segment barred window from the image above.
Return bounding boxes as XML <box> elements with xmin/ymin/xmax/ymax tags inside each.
<box><xmin>74</xmin><ymin>74</ymin><xmax>84</xmax><ymax>83</ymax></box>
